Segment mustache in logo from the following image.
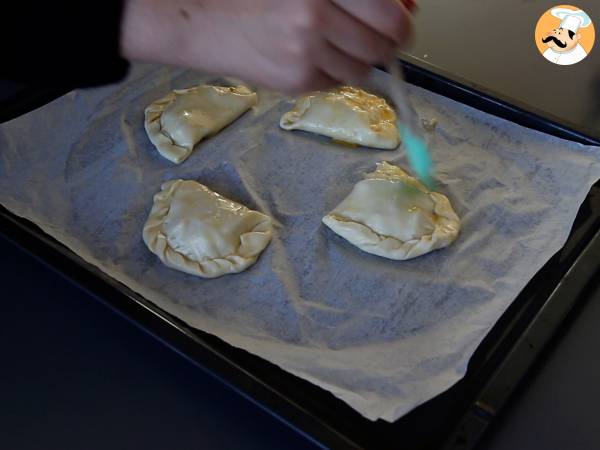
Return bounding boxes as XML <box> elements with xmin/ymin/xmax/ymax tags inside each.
<box><xmin>542</xmin><ymin>35</ymin><xmax>567</xmax><ymax>48</ymax></box>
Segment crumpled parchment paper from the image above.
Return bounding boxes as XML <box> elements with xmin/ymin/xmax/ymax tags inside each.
<box><xmin>1</xmin><ymin>64</ymin><xmax>599</xmax><ymax>422</ymax></box>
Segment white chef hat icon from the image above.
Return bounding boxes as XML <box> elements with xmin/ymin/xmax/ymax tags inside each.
<box><xmin>551</xmin><ymin>7</ymin><xmax>592</xmax><ymax>33</ymax></box>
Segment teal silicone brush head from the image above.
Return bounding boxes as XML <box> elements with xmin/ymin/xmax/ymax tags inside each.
<box><xmin>400</xmin><ymin>124</ymin><xmax>434</xmax><ymax>189</ymax></box>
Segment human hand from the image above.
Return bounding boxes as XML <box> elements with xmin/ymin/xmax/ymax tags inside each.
<box><xmin>120</xmin><ymin>0</ymin><xmax>412</xmax><ymax>94</ymax></box>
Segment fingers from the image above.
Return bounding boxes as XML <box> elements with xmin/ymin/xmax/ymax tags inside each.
<box><xmin>251</xmin><ymin>0</ymin><xmax>413</xmax><ymax>93</ymax></box>
<box><xmin>323</xmin><ymin>3</ymin><xmax>396</xmax><ymax>67</ymax></box>
<box><xmin>311</xmin><ymin>37</ymin><xmax>371</xmax><ymax>84</ymax></box>
<box><xmin>329</xmin><ymin>0</ymin><xmax>413</xmax><ymax>47</ymax></box>
<box><xmin>276</xmin><ymin>63</ymin><xmax>339</xmax><ymax>95</ymax></box>
<box><xmin>294</xmin><ymin>69</ymin><xmax>339</xmax><ymax>94</ymax></box>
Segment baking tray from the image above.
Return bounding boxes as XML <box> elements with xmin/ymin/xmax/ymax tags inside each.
<box><xmin>1</xmin><ymin>59</ymin><xmax>599</xmax><ymax>449</ymax></box>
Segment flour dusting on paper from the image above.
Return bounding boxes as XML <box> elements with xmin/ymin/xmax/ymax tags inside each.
<box><xmin>1</xmin><ymin>65</ymin><xmax>599</xmax><ymax>421</ymax></box>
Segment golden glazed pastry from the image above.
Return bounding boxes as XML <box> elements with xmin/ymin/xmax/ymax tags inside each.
<box><xmin>143</xmin><ymin>180</ymin><xmax>273</xmax><ymax>278</ymax></box>
<box><xmin>323</xmin><ymin>162</ymin><xmax>460</xmax><ymax>260</ymax></box>
<box><xmin>145</xmin><ymin>85</ymin><xmax>257</xmax><ymax>164</ymax></box>
<box><xmin>280</xmin><ymin>86</ymin><xmax>400</xmax><ymax>149</ymax></box>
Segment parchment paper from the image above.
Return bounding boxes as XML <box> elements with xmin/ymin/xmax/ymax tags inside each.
<box><xmin>1</xmin><ymin>64</ymin><xmax>599</xmax><ymax>422</ymax></box>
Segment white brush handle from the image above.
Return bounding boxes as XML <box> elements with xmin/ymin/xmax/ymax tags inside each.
<box><xmin>387</xmin><ymin>58</ymin><xmax>420</xmax><ymax>135</ymax></box>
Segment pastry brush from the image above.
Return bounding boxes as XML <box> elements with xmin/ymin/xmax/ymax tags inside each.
<box><xmin>387</xmin><ymin>58</ymin><xmax>434</xmax><ymax>188</ymax></box>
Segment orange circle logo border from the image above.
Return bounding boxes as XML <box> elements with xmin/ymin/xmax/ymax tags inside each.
<box><xmin>534</xmin><ymin>4</ymin><xmax>595</xmax><ymax>65</ymax></box>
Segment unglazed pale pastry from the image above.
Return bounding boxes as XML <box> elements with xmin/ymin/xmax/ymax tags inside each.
<box><xmin>144</xmin><ymin>85</ymin><xmax>257</xmax><ymax>164</ymax></box>
<box><xmin>323</xmin><ymin>162</ymin><xmax>460</xmax><ymax>260</ymax></box>
<box><xmin>279</xmin><ymin>86</ymin><xmax>400</xmax><ymax>149</ymax></box>
<box><xmin>143</xmin><ymin>180</ymin><xmax>273</xmax><ymax>278</ymax></box>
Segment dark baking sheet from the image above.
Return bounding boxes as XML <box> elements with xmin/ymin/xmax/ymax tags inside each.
<box><xmin>1</xmin><ymin>54</ymin><xmax>600</xmax><ymax>448</ymax></box>
<box><xmin>403</xmin><ymin>0</ymin><xmax>600</xmax><ymax>145</ymax></box>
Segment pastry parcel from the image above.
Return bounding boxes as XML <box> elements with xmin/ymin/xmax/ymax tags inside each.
<box><xmin>280</xmin><ymin>87</ymin><xmax>400</xmax><ymax>149</ymax></box>
<box><xmin>145</xmin><ymin>85</ymin><xmax>257</xmax><ymax>164</ymax></box>
<box><xmin>323</xmin><ymin>162</ymin><xmax>460</xmax><ymax>260</ymax></box>
<box><xmin>143</xmin><ymin>180</ymin><xmax>273</xmax><ymax>278</ymax></box>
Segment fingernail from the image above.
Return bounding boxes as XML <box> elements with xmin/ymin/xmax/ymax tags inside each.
<box><xmin>401</xmin><ymin>0</ymin><xmax>417</xmax><ymax>13</ymax></box>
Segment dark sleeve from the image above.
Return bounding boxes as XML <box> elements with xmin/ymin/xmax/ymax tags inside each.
<box><xmin>2</xmin><ymin>2</ymin><xmax>130</xmax><ymax>88</ymax></box>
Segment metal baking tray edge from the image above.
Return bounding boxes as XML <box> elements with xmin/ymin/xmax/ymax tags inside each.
<box><xmin>2</xmin><ymin>59</ymin><xmax>600</xmax><ymax>449</ymax></box>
